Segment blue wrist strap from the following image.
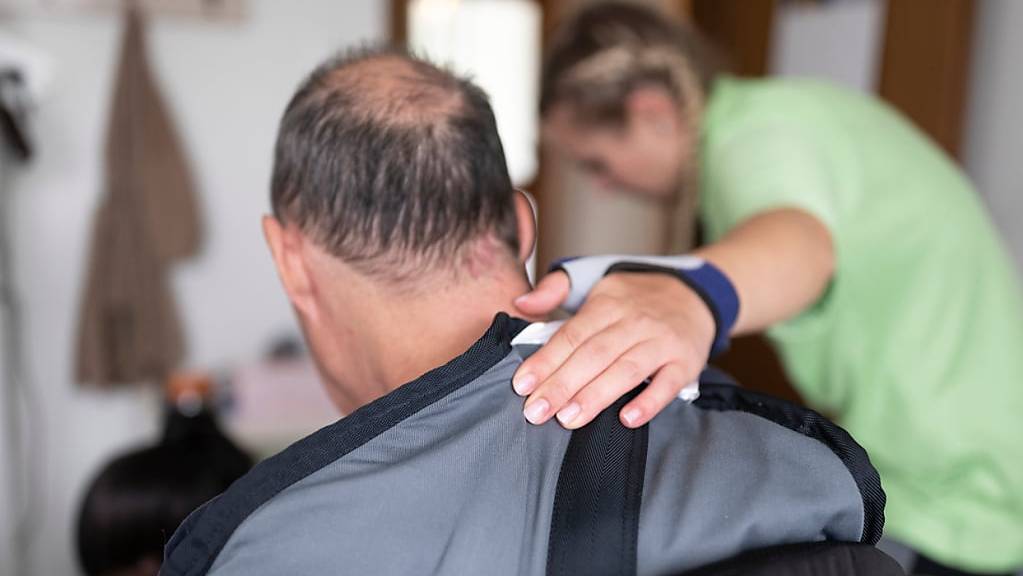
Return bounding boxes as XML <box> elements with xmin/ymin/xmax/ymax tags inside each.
<box><xmin>550</xmin><ymin>255</ymin><xmax>740</xmax><ymax>358</ymax></box>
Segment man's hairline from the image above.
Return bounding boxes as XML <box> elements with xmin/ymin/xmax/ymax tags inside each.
<box><xmin>280</xmin><ymin>214</ymin><xmax>522</xmax><ymax>292</ymax></box>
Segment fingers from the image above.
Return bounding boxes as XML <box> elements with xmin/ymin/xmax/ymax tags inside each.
<box><xmin>513</xmin><ymin>271</ymin><xmax>570</xmax><ymax>316</ymax></box>
<box><xmin>551</xmin><ymin>337</ymin><xmax>675</xmax><ymax>429</ymax></box>
<box><xmin>522</xmin><ymin>320</ymin><xmax>650</xmax><ymax>426</ymax></box>
<box><xmin>619</xmin><ymin>362</ymin><xmax>691</xmax><ymax>428</ymax></box>
<box><xmin>513</xmin><ymin>294</ymin><xmax>621</xmax><ymax>398</ymax></box>
<box><xmin>514</xmin><ymin>268</ymin><xmax>713</xmax><ymax>430</ymax></box>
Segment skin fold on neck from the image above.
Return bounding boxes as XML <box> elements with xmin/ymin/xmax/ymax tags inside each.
<box><xmin>307</xmin><ymin>243</ymin><xmax>538</xmax><ymax>414</ymax></box>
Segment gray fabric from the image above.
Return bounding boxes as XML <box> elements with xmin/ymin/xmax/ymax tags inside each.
<box><xmin>206</xmin><ymin>344</ymin><xmax>867</xmax><ymax>576</ymax></box>
<box><xmin>640</xmin><ymin>399</ymin><xmax>864</xmax><ymax>575</ymax></box>
<box><xmin>209</xmin><ymin>350</ymin><xmax>570</xmax><ymax>576</ymax></box>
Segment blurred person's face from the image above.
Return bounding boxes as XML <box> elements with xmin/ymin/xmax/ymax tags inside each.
<box><xmin>543</xmin><ymin>86</ymin><xmax>693</xmax><ymax>198</ymax></box>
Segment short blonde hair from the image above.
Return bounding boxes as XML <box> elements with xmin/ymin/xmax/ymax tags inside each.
<box><xmin>540</xmin><ymin>2</ymin><xmax>720</xmax><ymax>126</ymax></box>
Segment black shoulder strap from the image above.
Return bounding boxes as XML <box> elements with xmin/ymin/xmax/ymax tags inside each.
<box><xmin>546</xmin><ymin>387</ymin><xmax>649</xmax><ymax>576</ymax></box>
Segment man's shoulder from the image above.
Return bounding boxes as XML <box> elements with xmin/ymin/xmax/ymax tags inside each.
<box><xmin>650</xmin><ymin>375</ymin><xmax>883</xmax><ymax>534</ymax></box>
<box><xmin>689</xmin><ymin>379</ymin><xmax>883</xmax><ymax>526</ymax></box>
<box><xmin>161</xmin><ymin>314</ymin><xmax>531</xmax><ymax>576</ymax></box>
<box><xmin>159</xmin><ymin>409</ymin><xmax>399</xmax><ymax>576</ymax></box>
<box><xmin>638</xmin><ymin>377</ymin><xmax>885</xmax><ymax>573</ymax></box>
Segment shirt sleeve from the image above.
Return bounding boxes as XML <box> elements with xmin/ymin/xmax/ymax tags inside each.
<box><xmin>701</xmin><ymin>118</ymin><xmax>841</xmax><ymax>243</ymax></box>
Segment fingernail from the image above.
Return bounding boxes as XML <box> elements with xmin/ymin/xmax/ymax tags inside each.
<box><xmin>514</xmin><ymin>294</ymin><xmax>530</xmax><ymax>306</ymax></box>
<box><xmin>622</xmin><ymin>407</ymin><xmax>642</xmax><ymax>427</ymax></box>
<box><xmin>513</xmin><ymin>373</ymin><xmax>537</xmax><ymax>396</ymax></box>
<box><xmin>523</xmin><ymin>399</ymin><xmax>549</xmax><ymax>424</ymax></box>
<box><xmin>556</xmin><ymin>402</ymin><xmax>581</xmax><ymax>427</ymax></box>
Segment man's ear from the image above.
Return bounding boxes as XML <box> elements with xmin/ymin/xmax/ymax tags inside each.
<box><xmin>262</xmin><ymin>215</ymin><xmax>318</xmax><ymax>320</ymax></box>
<box><xmin>625</xmin><ymin>85</ymin><xmax>680</xmax><ymax>135</ymax></box>
<box><xmin>513</xmin><ymin>190</ymin><xmax>537</xmax><ymax>263</ymax></box>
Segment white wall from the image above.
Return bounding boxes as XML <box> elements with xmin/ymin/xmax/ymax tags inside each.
<box><xmin>963</xmin><ymin>0</ymin><xmax>1023</xmax><ymax>266</ymax></box>
<box><xmin>769</xmin><ymin>0</ymin><xmax>884</xmax><ymax>93</ymax></box>
<box><xmin>0</xmin><ymin>2</ymin><xmax>384</xmax><ymax>574</ymax></box>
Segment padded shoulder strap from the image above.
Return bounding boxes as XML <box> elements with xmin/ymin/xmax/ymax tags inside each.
<box><xmin>546</xmin><ymin>388</ymin><xmax>648</xmax><ymax>576</ymax></box>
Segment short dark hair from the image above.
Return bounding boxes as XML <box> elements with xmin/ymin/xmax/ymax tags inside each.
<box><xmin>270</xmin><ymin>47</ymin><xmax>518</xmax><ymax>281</ymax></box>
<box><xmin>540</xmin><ymin>2</ymin><xmax>720</xmax><ymax>125</ymax></box>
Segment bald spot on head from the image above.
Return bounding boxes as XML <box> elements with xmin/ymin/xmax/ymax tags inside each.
<box><xmin>324</xmin><ymin>55</ymin><xmax>465</xmax><ymax>128</ymax></box>
<box><xmin>269</xmin><ymin>47</ymin><xmax>519</xmax><ymax>284</ymax></box>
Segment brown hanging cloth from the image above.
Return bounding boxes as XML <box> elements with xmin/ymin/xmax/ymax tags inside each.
<box><xmin>75</xmin><ymin>6</ymin><xmax>202</xmax><ymax>387</ymax></box>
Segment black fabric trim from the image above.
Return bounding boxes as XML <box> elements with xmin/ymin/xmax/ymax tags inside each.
<box><xmin>693</xmin><ymin>382</ymin><xmax>886</xmax><ymax>544</ymax></box>
<box><xmin>546</xmin><ymin>387</ymin><xmax>648</xmax><ymax>576</ymax></box>
<box><xmin>161</xmin><ymin>313</ymin><xmax>529</xmax><ymax>576</ymax></box>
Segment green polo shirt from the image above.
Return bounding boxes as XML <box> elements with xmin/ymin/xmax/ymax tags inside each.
<box><xmin>699</xmin><ymin>76</ymin><xmax>1023</xmax><ymax>572</ymax></box>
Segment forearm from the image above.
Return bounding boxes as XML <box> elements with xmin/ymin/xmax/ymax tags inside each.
<box><xmin>693</xmin><ymin>208</ymin><xmax>835</xmax><ymax>335</ymax></box>
<box><xmin>511</xmin><ymin>208</ymin><xmax>833</xmax><ymax>429</ymax></box>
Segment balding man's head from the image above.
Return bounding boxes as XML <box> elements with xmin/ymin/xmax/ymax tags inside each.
<box><xmin>270</xmin><ymin>48</ymin><xmax>519</xmax><ymax>282</ymax></box>
<box><xmin>263</xmin><ymin>48</ymin><xmax>537</xmax><ymax>411</ymax></box>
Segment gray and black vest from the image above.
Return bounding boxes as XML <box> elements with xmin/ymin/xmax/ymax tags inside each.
<box><xmin>162</xmin><ymin>314</ymin><xmax>886</xmax><ymax>576</ymax></box>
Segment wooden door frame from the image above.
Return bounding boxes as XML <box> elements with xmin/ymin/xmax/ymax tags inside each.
<box><xmin>877</xmin><ymin>0</ymin><xmax>976</xmax><ymax>159</ymax></box>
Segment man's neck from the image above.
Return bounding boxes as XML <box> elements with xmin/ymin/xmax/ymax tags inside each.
<box><xmin>325</xmin><ymin>268</ymin><xmax>536</xmax><ymax>411</ymax></box>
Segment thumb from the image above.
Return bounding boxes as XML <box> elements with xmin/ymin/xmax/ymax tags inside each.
<box><xmin>515</xmin><ymin>271</ymin><xmax>570</xmax><ymax>316</ymax></box>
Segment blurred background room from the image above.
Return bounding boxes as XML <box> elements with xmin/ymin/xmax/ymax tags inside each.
<box><xmin>0</xmin><ymin>0</ymin><xmax>1020</xmax><ymax>574</ymax></box>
